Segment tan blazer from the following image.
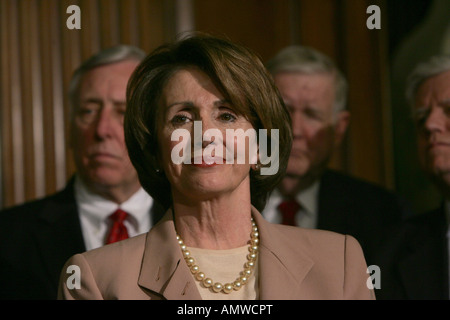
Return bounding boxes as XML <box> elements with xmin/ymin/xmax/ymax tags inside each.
<box><xmin>58</xmin><ymin>208</ymin><xmax>375</xmax><ymax>300</ymax></box>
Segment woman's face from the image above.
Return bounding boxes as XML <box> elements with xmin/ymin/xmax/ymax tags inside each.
<box><xmin>157</xmin><ymin>67</ymin><xmax>256</xmax><ymax>202</ymax></box>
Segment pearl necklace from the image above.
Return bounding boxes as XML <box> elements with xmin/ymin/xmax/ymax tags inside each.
<box><xmin>176</xmin><ymin>217</ymin><xmax>259</xmax><ymax>294</ymax></box>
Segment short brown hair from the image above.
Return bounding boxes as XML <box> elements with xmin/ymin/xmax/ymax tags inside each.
<box><xmin>124</xmin><ymin>33</ymin><xmax>292</xmax><ymax>211</ymax></box>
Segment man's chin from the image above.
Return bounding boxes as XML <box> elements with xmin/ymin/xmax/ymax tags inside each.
<box><xmin>85</xmin><ymin>169</ymin><xmax>128</xmax><ymax>187</ymax></box>
<box><xmin>285</xmin><ymin>159</ymin><xmax>314</xmax><ymax>174</ymax></box>
<box><xmin>285</xmin><ymin>165</ymin><xmax>311</xmax><ymax>178</ymax></box>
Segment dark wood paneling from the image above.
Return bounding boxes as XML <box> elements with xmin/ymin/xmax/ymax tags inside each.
<box><xmin>192</xmin><ymin>0</ymin><xmax>292</xmax><ymax>62</ymax></box>
<box><xmin>340</xmin><ymin>0</ymin><xmax>393</xmax><ymax>188</ymax></box>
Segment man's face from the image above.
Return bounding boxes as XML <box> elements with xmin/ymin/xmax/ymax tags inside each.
<box><xmin>273</xmin><ymin>72</ymin><xmax>349</xmax><ymax>182</ymax></box>
<box><xmin>414</xmin><ymin>70</ymin><xmax>450</xmax><ymax>187</ymax></box>
<box><xmin>70</xmin><ymin>60</ymin><xmax>140</xmax><ymax>196</ymax></box>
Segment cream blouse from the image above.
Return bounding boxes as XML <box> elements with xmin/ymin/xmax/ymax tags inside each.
<box><xmin>187</xmin><ymin>245</ymin><xmax>259</xmax><ymax>300</ymax></box>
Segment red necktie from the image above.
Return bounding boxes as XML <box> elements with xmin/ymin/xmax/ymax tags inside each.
<box><xmin>278</xmin><ymin>199</ymin><xmax>301</xmax><ymax>226</ymax></box>
<box><xmin>105</xmin><ymin>209</ymin><xmax>129</xmax><ymax>244</ymax></box>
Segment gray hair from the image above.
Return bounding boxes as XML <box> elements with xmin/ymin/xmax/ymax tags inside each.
<box><xmin>266</xmin><ymin>45</ymin><xmax>348</xmax><ymax>115</ymax></box>
<box><xmin>68</xmin><ymin>45</ymin><xmax>146</xmax><ymax>118</ymax></box>
<box><xmin>406</xmin><ymin>54</ymin><xmax>450</xmax><ymax>107</ymax></box>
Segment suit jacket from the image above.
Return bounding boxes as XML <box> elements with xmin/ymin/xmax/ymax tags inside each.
<box><xmin>315</xmin><ymin>170</ymin><xmax>409</xmax><ymax>268</ymax></box>
<box><xmin>0</xmin><ymin>178</ymin><xmax>164</xmax><ymax>300</ymax></box>
<box><xmin>376</xmin><ymin>205</ymin><xmax>449</xmax><ymax>300</ymax></box>
<box><xmin>58</xmin><ymin>208</ymin><xmax>375</xmax><ymax>300</ymax></box>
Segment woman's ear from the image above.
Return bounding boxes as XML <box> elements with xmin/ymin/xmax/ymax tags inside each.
<box><xmin>250</xmin><ymin>150</ymin><xmax>260</xmax><ymax>171</ymax></box>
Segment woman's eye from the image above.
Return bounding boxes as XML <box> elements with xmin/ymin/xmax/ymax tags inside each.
<box><xmin>171</xmin><ymin>115</ymin><xmax>190</xmax><ymax>124</ymax></box>
<box><xmin>219</xmin><ymin>112</ymin><xmax>237</xmax><ymax>122</ymax></box>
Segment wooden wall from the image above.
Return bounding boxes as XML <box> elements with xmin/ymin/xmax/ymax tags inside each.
<box><xmin>0</xmin><ymin>0</ymin><xmax>392</xmax><ymax>208</ymax></box>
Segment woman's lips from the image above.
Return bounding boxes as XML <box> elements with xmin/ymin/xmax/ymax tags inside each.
<box><xmin>190</xmin><ymin>156</ymin><xmax>224</xmax><ymax>167</ymax></box>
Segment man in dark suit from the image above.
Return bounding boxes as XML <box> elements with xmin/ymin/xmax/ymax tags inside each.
<box><xmin>0</xmin><ymin>45</ymin><xmax>163</xmax><ymax>300</ymax></box>
<box><xmin>262</xmin><ymin>46</ymin><xmax>409</xmax><ymax>270</ymax></box>
<box><xmin>377</xmin><ymin>54</ymin><xmax>450</xmax><ymax>299</ymax></box>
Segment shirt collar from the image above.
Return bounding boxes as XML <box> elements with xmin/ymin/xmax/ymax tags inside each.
<box><xmin>74</xmin><ymin>175</ymin><xmax>153</xmax><ymax>232</ymax></box>
<box><xmin>266</xmin><ymin>179</ymin><xmax>320</xmax><ymax>220</ymax></box>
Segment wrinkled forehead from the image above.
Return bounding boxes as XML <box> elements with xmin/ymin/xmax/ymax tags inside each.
<box><xmin>158</xmin><ymin>66</ymin><xmax>255</xmax><ymax>122</ymax></box>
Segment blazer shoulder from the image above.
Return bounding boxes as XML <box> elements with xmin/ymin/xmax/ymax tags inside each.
<box><xmin>82</xmin><ymin>233</ymin><xmax>147</xmax><ymax>267</ymax></box>
<box><xmin>59</xmin><ymin>234</ymin><xmax>148</xmax><ymax>300</ymax></box>
<box><xmin>264</xmin><ymin>224</ymin><xmax>373</xmax><ymax>299</ymax></box>
<box><xmin>269</xmin><ymin>223</ymin><xmax>361</xmax><ymax>259</ymax></box>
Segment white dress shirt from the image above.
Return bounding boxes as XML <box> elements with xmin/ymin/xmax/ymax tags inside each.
<box><xmin>75</xmin><ymin>175</ymin><xmax>154</xmax><ymax>251</ymax></box>
<box><xmin>263</xmin><ymin>180</ymin><xmax>320</xmax><ymax>229</ymax></box>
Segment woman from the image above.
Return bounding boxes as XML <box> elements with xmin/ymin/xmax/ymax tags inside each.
<box><xmin>58</xmin><ymin>34</ymin><xmax>374</xmax><ymax>300</ymax></box>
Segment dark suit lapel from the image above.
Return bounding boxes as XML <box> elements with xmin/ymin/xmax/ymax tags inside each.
<box><xmin>396</xmin><ymin>206</ymin><xmax>448</xmax><ymax>299</ymax></box>
<box><xmin>33</xmin><ymin>179</ymin><xmax>165</xmax><ymax>292</ymax></box>
<box><xmin>33</xmin><ymin>181</ymin><xmax>86</xmax><ymax>289</ymax></box>
<box><xmin>317</xmin><ymin>170</ymin><xmax>349</xmax><ymax>232</ymax></box>
<box><xmin>397</xmin><ymin>241</ymin><xmax>445</xmax><ymax>299</ymax></box>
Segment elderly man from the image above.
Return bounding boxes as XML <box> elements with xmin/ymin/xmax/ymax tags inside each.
<box><xmin>263</xmin><ymin>46</ymin><xmax>409</xmax><ymax>268</ymax></box>
<box><xmin>377</xmin><ymin>55</ymin><xmax>450</xmax><ymax>300</ymax></box>
<box><xmin>0</xmin><ymin>45</ymin><xmax>164</xmax><ymax>299</ymax></box>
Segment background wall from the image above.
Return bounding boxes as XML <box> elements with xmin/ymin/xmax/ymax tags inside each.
<box><xmin>0</xmin><ymin>0</ymin><xmax>443</xmax><ymax>214</ymax></box>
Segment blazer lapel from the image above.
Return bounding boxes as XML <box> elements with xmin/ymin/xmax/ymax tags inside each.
<box><xmin>137</xmin><ymin>211</ymin><xmax>202</xmax><ymax>300</ymax></box>
<box><xmin>253</xmin><ymin>210</ymin><xmax>314</xmax><ymax>299</ymax></box>
<box><xmin>138</xmin><ymin>209</ymin><xmax>316</xmax><ymax>300</ymax></box>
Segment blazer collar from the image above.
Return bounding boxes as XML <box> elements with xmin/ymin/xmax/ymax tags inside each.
<box><xmin>137</xmin><ymin>210</ymin><xmax>202</xmax><ymax>299</ymax></box>
<box><xmin>253</xmin><ymin>209</ymin><xmax>314</xmax><ymax>299</ymax></box>
<box><xmin>137</xmin><ymin>207</ymin><xmax>314</xmax><ymax>300</ymax></box>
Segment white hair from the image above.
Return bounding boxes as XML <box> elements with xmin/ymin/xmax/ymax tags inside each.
<box><xmin>266</xmin><ymin>45</ymin><xmax>348</xmax><ymax>115</ymax></box>
<box><xmin>406</xmin><ymin>54</ymin><xmax>450</xmax><ymax>107</ymax></box>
